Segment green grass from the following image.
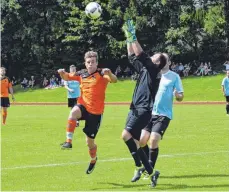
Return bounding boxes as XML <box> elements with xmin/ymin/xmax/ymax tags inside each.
<box><xmin>13</xmin><ymin>74</ymin><xmax>226</xmax><ymax>102</ymax></box>
<box><xmin>1</xmin><ymin>105</ymin><xmax>229</xmax><ymax>191</ymax></box>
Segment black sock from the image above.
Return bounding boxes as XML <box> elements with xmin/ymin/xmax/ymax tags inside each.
<box><xmin>149</xmin><ymin>148</ymin><xmax>159</xmax><ymax>169</ymax></box>
<box><xmin>226</xmin><ymin>104</ymin><xmax>229</xmax><ymax>114</ymax></box>
<box><xmin>138</xmin><ymin>148</ymin><xmax>153</xmax><ymax>175</ymax></box>
<box><xmin>125</xmin><ymin>138</ymin><xmax>142</xmax><ymax>167</ymax></box>
<box><xmin>142</xmin><ymin>145</ymin><xmax>149</xmax><ymax>158</ymax></box>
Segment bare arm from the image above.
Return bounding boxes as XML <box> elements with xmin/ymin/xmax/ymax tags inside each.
<box><xmin>174</xmin><ymin>76</ymin><xmax>184</xmax><ymax>102</ymax></box>
<box><xmin>131</xmin><ymin>40</ymin><xmax>143</xmax><ymax>57</ymax></box>
<box><xmin>222</xmin><ymin>85</ymin><xmax>225</xmax><ymax>96</ymax></box>
<box><xmin>102</xmin><ymin>69</ymin><xmax>117</xmax><ymax>83</ymax></box>
<box><xmin>127</xmin><ymin>43</ymin><xmax>134</xmax><ymax>56</ymax></box>
<box><xmin>9</xmin><ymin>87</ymin><xmax>15</xmax><ymax>101</ymax></box>
<box><xmin>64</xmin><ymin>81</ymin><xmax>74</xmax><ymax>92</ymax></box>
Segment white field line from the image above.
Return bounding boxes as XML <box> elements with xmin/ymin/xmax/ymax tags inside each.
<box><xmin>2</xmin><ymin>151</ymin><xmax>228</xmax><ymax>171</ymax></box>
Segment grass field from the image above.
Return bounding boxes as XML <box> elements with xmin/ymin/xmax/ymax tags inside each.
<box><xmin>1</xmin><ymin>105</ymin><xmax>229</xmax><ymax>191</ymax></box>
<box><xmin>13</xmin><ymin>74</ymin><xmax>226</xmax><ymax>102</ymax></box>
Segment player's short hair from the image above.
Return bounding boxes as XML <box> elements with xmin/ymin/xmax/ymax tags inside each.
<box><xmin>0</xmin><ymin>67</ymin><xmax>6</xmax><ymax>71</ymax></box>
<box><xmin>0</xmin><ymin>67</ymin><xmax>6</xmax><ymax>75</ymax></box>
<box><xmin>70</xmin><ymin>65</ymin><xmax>76</xmax><ymax>68</ymax></box>
<box><xmin>84</xmin><ymin>51</ymin><xmax>98</xmax><ymax>62</ymax></box>
<box><xmin>162</xmin><ymin>53</ymin><xmax>171</xmax><ymax>64</ymax></box>
<box><xmin>151</xmin><ymin>53</ymin><xmax>167</xmax><ymax>68</ymax></box>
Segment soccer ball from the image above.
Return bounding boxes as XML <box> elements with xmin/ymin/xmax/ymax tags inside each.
<box><xmin>85</xmin><ymin>2</ymin><xmax>102</xmax><ymax>19</ymax></box>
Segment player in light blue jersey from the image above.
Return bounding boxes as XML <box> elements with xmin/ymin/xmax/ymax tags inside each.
<box><xmin>221</xmin><ymin>70</ymin><xmax>229</xmax><ymax>115</ymax></box>
<box><xmin>139</xmin><ymin>53</ymin><xmax>184</xmax><ymax>187</ymax></box>
<box><xmin>64</xmin><ymin>65</ymin><xmax>80</xmax><ymax>109</ymax></box>
<box><xmin>63</xmin><ymin>65</ymin><xmax>80</xmax><ymax>127</ymax></box>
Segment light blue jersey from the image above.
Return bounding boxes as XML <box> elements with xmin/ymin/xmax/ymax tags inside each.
<box><xmin>222</xmin><ymin>77</ymin><xmax>229</xmax><ymax>96</ymax></box>
<box><xmin>64</xmin><ymin>80</ymin><xmax>80</xmax><ymax>98</ymax></box>
<box><xmin>152</xmin><ymin>70</ymin><xmax>184</xmax><ymax>120</ymax></box>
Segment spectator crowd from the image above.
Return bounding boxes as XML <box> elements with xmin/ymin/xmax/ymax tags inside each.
<box><xmin>11</xmin><ymin>74</ymin><xmax>65</xmax><ymax>90</ymax></box>
<box><xmin>115</xmin><ymin>60</ymin><xmax>221</xmax><ymax>81</ymax></box>
<box><xmin>10</xmin><ymin>60</ymin><xmax>228</xmax><ymax>88</ymax></box>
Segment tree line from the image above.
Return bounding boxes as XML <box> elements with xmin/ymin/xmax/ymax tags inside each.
<box><xmin>1</xmin><ymin>0</ymin><xmax>229</xmax><ymax>79</ymax></box>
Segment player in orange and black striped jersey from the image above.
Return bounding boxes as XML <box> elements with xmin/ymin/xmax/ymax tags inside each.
<box><xmin>0</xmin><ymin>67</ymin><xmax>15</xmax><ymax>125</ymax></box>
<box><xmin>58</xmin><ymin>51</ymin><xmax>117</xmax><ymax>174</ymax></box>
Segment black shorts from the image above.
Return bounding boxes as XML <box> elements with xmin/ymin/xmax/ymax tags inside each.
<box><xmin>77</xmin><ymin>104</ymin><xmax>102</xmax><ymax>139</ymax></box>
<box><xmin>125</xmin><ymin>109</ymin><xmax>152</xmax><ymax>140</ymax></box>
<box><xmin>144</xmin><ymin>115</ymin><xmax>170</xmax><ymax>137</ymax></box>
<box><xmin>68</xmin><ymin>98</ymin><xmax>78</xmax><ymax>108</ymax></box>
<box><xmin>1</xmin><ymin>97</ymin><xmax>10</xmax><ymax>108</ymax></box>
<box><xmin>226</xmin><ymin>96</ymin><xmax>229</xmax><ymax>102</ymax></box>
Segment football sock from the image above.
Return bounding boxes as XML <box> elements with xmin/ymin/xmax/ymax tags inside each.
<box><xmin>125</xmin><ymin>138</ymin><xmax>142</xmax><ymax>167</ymax></box>
<box><xmin>226</xmin><ymin>104</ymin><xmax>229</xmax><ymax>114</ymax></box>
<box><xmin>138</xmin><ymin>148</ymin><xmax>153</xmax><ymax>175</ymax></box>
<box><xmin>2</xmin><ymin>110</ymin><xmax>7</xmax><ymax>124</ymax></box>
<box><xmin>142</xmin><ymin>145</ymin><xmax>150</xmax><ymax>158</ymax></box>
<box><xmin>66</xmin><ymin>119</ymin><xmax>77</xmax><ymax>143</ymax></box>
<box><xmin>89</xmin><ymin>145</ymin><xmax>97</xmax><ymax>163</ymax></box>
<box><xmin>149</xmin><ymin>148</ymin><xmax>159</xmax><ymax>169</ymax></box>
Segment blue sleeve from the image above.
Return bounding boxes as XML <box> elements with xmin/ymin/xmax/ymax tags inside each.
<box><xmin>221</xmin><ymin>78</ymin><xmax>225</xmax><ymax>86</ymax></box>
<box><xmin>175</xmin><ymin>75</ymin><xmax>184</xmax><ymax>93</ymax></box>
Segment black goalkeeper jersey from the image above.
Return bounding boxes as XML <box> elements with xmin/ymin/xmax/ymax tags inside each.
<box><xmin>128</xmin><ymin>52</ymin><xmax>165</xmax><ymax>110</ymax></box>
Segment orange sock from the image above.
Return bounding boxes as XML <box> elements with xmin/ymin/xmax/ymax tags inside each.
<box><xmin>2</xmin><ymin>110</ymin><xmax>7</xmax><ymax>124</ymax></box>
<box><xmin>89</xmin><ymin>145</ymin><xmax>97</xmax><ymax>163</ymax></box>
<box><xmin>66</xmin><ymin>119</ymin><xmax>77</xmax><ymax>143</ymax></box>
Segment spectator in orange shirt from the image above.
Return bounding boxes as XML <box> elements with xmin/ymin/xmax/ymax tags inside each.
<box><xmin>58</xmin><ymin>51</ymin><xmax>117</xmax><ymax>174</ymax></box>
<box><xmin>0</xmin><ymin>67</ymin><xmax>15</xmax><ymax>125</ymax></box>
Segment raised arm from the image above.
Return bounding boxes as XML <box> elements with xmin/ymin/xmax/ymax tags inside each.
<box><xmin>123</xmin><ymin>21</ymin><xmax>147</xmax><ymax>72</ymax></box>
<box><xmin>122</xmin><ymin>19</ymin><xmax>166</xmax><ymax>73</ymax></box>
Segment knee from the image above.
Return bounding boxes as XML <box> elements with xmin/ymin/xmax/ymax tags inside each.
<box><xmin>139</xmin><ymin>130</ymin><xmax>150</xmax><ymax>147</ymax></box>
<box><xmin>69</xmin><ymin>106</ymin><xmax>81</xmax><ymax>119</ymax></box>
<box><xmin>149</xmin><ymin>133</ymin><xmax>161</xmax><ymax>148</ymax></box>
<box><xmin>149</xmin><ymin>139</ymin><xmax>159</xmax><ymax>148</ymax></box>
<box><xmin>121</xmin><ymin>129</ymin><xmax>131</xmax><ymax>141</ymax></box>
<box><xmin>86</xmin><ymin>137</ymin><xmax>95</xmax><ymax>149</ymax></box>
<box><xmin>139</xmin><ymin>139</ymin><xmax>147</xmax><ymax>148</ymax></box>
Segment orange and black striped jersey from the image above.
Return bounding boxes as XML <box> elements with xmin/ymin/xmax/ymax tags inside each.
<box><xmin>1</xmin><ymin>77</ymin><xmax>12</xmax><ymax>97</ymax></box>
<box><xmin>65</xmin><ymin>69</ymin><xmax>110</xmax><ymax>115</ymax></box>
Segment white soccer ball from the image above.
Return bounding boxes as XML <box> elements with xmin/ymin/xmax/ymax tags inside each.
<box><xmin>85</xmin><ymin>2</ymin><xmax>102</xmax><ymax>19</ymax></box>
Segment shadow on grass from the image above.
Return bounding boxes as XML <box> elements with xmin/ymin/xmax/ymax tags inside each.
<box><xmin>91</xmin><ymin>174</ymin><xmax>229</xmax><ymax>190</ymax></box>
<box><xmin>91</xmin><ymin>182</ymin><xmax>148</xmax><ymax>190</ymax></box>
<box><xmin>161</xmin><ymin>174</ymin><xmax>229</xmax><ymax>179</ymax></box>
<box><xmin>159</xmin><ymin>183</ymin><xmax>229</xmax><ymax>190</ymax></box>
<box><xmin>93</xmin><ymin>182</ymin><xmax>229</xmax><ymax>190</ymax></box>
